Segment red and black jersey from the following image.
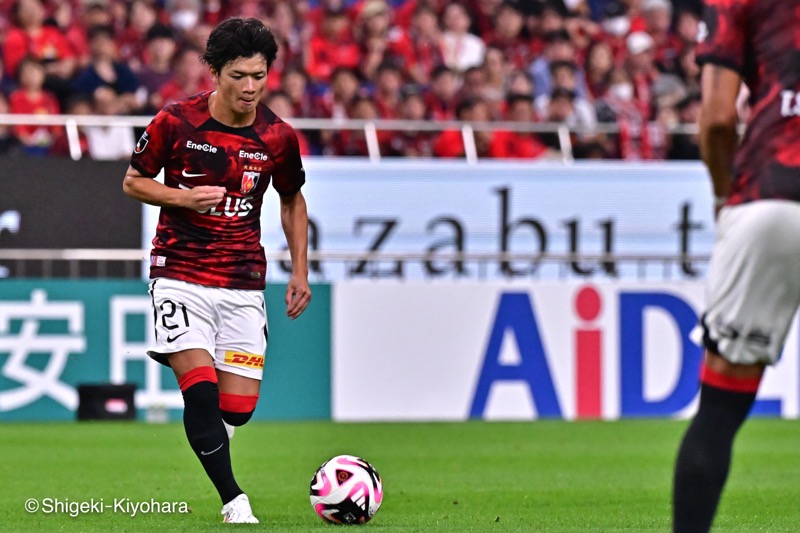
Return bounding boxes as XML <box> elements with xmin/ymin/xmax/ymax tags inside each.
<box><xmin>696</xmin><ymin>0</ymin><xmax>800</xmax><ymax>205</ymax></box>
<box><xmin>130</xmin><ymin>92</ymin><xmax>305</xmax><ymax>290</ymax></box>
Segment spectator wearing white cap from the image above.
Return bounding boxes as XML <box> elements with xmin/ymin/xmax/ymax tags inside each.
<box><xmin>641</xmin><ymin>0</ymin><xmax>682</xmax><ymax>73</ymax></box>
<box><xmin>624</xmin><ymin>31</ymin><xmax>659</xmax><ymax>118</ymax></box>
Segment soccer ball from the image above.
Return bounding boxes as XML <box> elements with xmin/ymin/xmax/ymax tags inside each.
<box><xmin>309</xmin><ymin>454</ymin><xmax>383</xmax><ymax>524</ymax></box>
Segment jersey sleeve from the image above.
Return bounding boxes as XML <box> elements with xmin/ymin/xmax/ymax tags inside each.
<box><xmin>271</xmin><ymin>125</ymin><xmax>306</xmax><ymax>196</ymax></box>
<box><xmin>129</xmin><ymin>108</ymin><xmax>176</xmax><ymax>178</ymax></box>
<box><xmin>696</xmin><ymin>0</ymin><xmax>751</xmax><ymax>74</ymax></box>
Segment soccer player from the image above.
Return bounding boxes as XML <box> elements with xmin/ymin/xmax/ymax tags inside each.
<box><xmin>122</xmin><ymin>18</ymin><xmax>310</xmax><ymax>524</ymax></box>
<box><xmin>672</xmin><ymin>1</ymin><xmax>800</xmax><ymax>532</ymax></box>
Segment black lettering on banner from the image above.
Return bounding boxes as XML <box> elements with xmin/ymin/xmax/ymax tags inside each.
<box><xmin>350</xmin><ymin>218</ymin><xmax>402</xmax><ymax>277</ymax></box>
<box><xmin>563</xmin><ymin>219</ymin><xmax>594</xmax><ymax>276</ymax></box>
<box><xmin>495</xmin><ymin>187</ymin><xmax>547</xmax><ymax>277</ymax></box>
<box><xmin>597</xmin><ymin>219</ymin><xmax>617</xmax><ymax>276</ymax></box>
<box><xmin>675</xmin><ymin>202</ymin><xmax>703</xmax><ymax>277</ymax></box>
<box><xmin>279</xmin><ymin>218</ymin><xmax>321</xmax><ymax>274</ymax></box>
<box><xmin>424</xmin><ymin>217</ymin><xmax>467</xmax><ymax>276</ymax></box>
<box><xmin>563</xmin><ymin>218</ymin><xmax>618</xmax><ymax>277</ymax></box>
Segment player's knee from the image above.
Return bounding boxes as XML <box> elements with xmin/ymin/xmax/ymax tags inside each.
<box><xmin>219</xmin><ymin>392</ymin><xmax>259</xmax><ymax>427</ymax></box>
<box><xmin>221</xmin><ymin>410</ymin><xmax>254</xmax><ymax>426</ymax></box>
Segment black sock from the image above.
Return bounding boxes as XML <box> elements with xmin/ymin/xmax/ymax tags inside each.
<box><xmin>673</xmin><ymin>383</ymin><xmax>756</xmax><ymax>533</ymax></box>
<box><xmin>182</xmin><ymin>381</ymin><xmax>243</xmax><ymax>504</ymax></box>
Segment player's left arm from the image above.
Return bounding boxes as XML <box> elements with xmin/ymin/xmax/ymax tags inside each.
<box><xmin>698</xmin><ymin>64</ymin><xmax>742</xmax><ymax>216</ymax></box>
<box><xmin>280</xmin><ymin>190</ymin><xmax>311</xmax><ymax>319</ymax></box>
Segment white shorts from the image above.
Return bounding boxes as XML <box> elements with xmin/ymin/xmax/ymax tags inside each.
<box><xmin>147</xmin><ymin>278</ymin><xmax>268</xmax><ymax>380</ymax></box>
<box><xmin>697</xmin><ymin>200</ymin><xmax>800</xmax><ymax>365</ymax></box>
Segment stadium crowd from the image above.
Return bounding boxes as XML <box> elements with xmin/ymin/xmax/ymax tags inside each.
<box><xmin>0</xmin><ymin>0</ymin><xmax>705</xmax><ymax>160</ymax></box>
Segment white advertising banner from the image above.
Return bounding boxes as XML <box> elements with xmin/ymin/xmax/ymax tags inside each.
<box><xmin>143</xmin><ymin>160</ymin><xmax>716</xmax><ymax>281</ymax></box>
<box><xmin>332</xmin><ymin>282</ymin><xmax>799</xmax><ymax>421</ymax></box>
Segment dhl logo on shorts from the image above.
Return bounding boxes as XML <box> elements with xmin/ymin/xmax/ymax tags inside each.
<box><xmin>224</xmin><ymin>351</ymin><xmax>265</xmax><ymax>369</ymax></box>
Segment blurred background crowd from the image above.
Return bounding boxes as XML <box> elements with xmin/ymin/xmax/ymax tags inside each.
<box><xmin>0</xmin><ymin>0</ymin><xmax>707</xmax><ymax>160</ymax></box>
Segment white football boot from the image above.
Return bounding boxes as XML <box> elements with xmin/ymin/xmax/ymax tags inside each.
<box><xmin>221</xmin><ymin>493</ymin><xmax>259</xmax><ymax>524</ymax></box>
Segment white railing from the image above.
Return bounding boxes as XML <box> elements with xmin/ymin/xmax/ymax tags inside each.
<box><xmin>0</xmin><ymin>113</ymin><xmax>701</xmax><ymax>164</ymax></box>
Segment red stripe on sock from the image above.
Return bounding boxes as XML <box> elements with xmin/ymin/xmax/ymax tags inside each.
<box><xmin>178</xmin><ymin>366</ymin><xmax>217</xmax><ymax>391</ymax></box>
<box><xmin>219</xmin><ymin>392</ymin><xmax>259</xmax><ymax>413</ymax></box>
<box><xmin>700</xmin><ymin>363</ymin><xmax>761</xmax><ymax>394</ymax></box>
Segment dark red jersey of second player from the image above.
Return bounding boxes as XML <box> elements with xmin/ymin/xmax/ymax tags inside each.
<box><xmin>130</xmin><ymin>92</ymin><xmax>305</xmax><ymax>290</ymax></box>
<box><xmin>696</xmin><ymin>0</ymin><xmax>800</xmax><ymax>205</ymax></box>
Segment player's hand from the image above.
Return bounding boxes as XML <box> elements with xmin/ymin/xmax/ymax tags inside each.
<box><xmin>183</xmin><ymin>186</ymin><xmax>226</xmax><ymax>212</ymax></box>
<box><xmin>285</xmin><ymin>274</ymin><xmax>311</xmax><ymax>320</ymax></box>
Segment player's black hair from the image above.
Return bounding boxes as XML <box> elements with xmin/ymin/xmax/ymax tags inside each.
<box><xmin>202</xmin><ymin>18</ymin><xmax>279</xmax><ymax>73</ymax></box>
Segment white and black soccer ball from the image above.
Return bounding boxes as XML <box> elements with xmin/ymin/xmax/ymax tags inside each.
<box><xmin>309</xmin><ymin>454</ymin><xmax>383</xmax><ymax>525</ymax></box>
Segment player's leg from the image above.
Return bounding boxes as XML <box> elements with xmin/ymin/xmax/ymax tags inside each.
<box><xmin>672</xmin><ymin>352</ymin><xmax>763</xmax><ymax>533</ymax></box>
<box><xmin>148</xmin><ymin>278</ymin><xmax>252</xmax><ymax>521</ymax></box>
<box><xmin>213</xmin><ymin>287</ymin><xmax>267</xmax><ymax>431</ymax></box>
<box><xmin>210</xmin><ymin>287</ymin><xmax>267</xmax><ymax>523</ymax></box>
<box><xmin>169</xmin><ymin>349</ymin><xmax>246</xmax><ymax>511</ymax></box>
<box><xmin>218</xmin><ymin>370</ymin><xmax>261</xmax><ymax>429</ymax></box>
<box><xmin>672</xmin><ymin>201</ymin><xmax>800</xmax><ymax>533</ymax></box>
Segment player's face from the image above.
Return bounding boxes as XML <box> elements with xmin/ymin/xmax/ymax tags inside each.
<box><xmin>213</xmin><ymin>55</ymin><xmax>268</xmax><ymax>119</ymax></box>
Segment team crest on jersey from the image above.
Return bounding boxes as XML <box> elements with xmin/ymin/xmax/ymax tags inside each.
<box><xmin>135</xmin><ymin>131</ymin><xmax>149</xmax><ymax>154</ymax></box>
<box><xmin>241</xmin><ymin>171</ymin><xmax>260</xmax><ymax>194</ymax></box>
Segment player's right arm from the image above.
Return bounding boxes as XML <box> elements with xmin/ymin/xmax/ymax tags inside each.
<box><xmin>122</xmin><ymin>166</ymin><xmax>225</xmax><ymax>211</ymax></box>
<box><xmin>696</xmin><ymin>0</ymin><xmax>750</xmax><ymax>216</ymax></box>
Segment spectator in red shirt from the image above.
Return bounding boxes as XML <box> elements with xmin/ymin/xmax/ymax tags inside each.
<box><xmin>116</xmin><ymin>0</ymin><xmax>161</xmax><ymax>72</ymax></box>
<box><xmin>50</xmin><ymin>94</ymin><xmax>92</xmax><ymax>159</ymax></box>
<box><xmin>640</xmin><ymin>0</ymin><xmax>681</xmax><ymax>74</ymax></box>
<box><xmin>485</xmin><ymin>0</ymin><xmax>530</xmax><ymax>70</ymax></box>
<box><xmin>49</xmin><ymin>0</ymin><xmax>112</xmax><ymax>68</ymax></box>
<box><xmin>263</xmin><ymin>1</ymin><xmax>307</xmax><ymax>90</ymax></box>
<box><xmin>624</xmin><ymin>30</ymin><xmax>659</xmax><ymax>119</ymax></box>
<box><xmin>394</xmin><ymin>0</ymin><xmax>448</xmax><ymax>30</ymax></box>
<box><xmin>315</xmin><ymin>66</ymin><xmax>362</xmax><ymax>151</ymax></box>
<box><xmin>372</xmin><ymin>61</ymin><xmax>403</xmax><ymax>119</ymax></box>
<box><xmin>584</xmin><ymin>39</ymin><xmax>615</xmax><ymax>100</ymax></box>
<box><xmin>328</xmin><ymin>95</ymin><xmax>391</xmax><ymax>156</ymax></box>
<box><xmin>3</xmin><ymin>0</ymin><xmax>77</xmax><ymax>105</ymax></box>
<box><xmin>8</xmin><ymin>56</ymin><xmax>60</xmax><ymax>155</ymax></box>
<box><xmin>424</xmin><ymin>65</ymin><xmax>459</xmax><ymax>121</ymax></box>
<box><xmin>354</xmin><ymin>0</ymin><xmax>416</xmax><ymax>81</ymax></box>
<box><xmin>386</xmin><ymin>85</ymin><xmax>435</xmax><ymax>157</ymax></box>
<box><xmin>264</xmin><ymin>90</ymin><xmax>313</xmax><ymax>156</ymax></box>
<box><xmin>315</xmin><ymin>66</ymin><xmax>361</xmax><ymax>119</ymax></box>
<box><xmin>494</xmin><ymin>92</ymin><xmax>550</xmax><ymax>159</ymax></box>
<box><xmin>406</xmin><ymin>5</ymin><xmax>444</xmax><ymax>86</ymax></box>
<box><xmin>0</xmin><ymin>92</ymin><xmax>14</xmax><ymax>154</ymax></box>
<box><xmin>459</xmin><ymin>66</ymin><xmax>488</xmax><ymax>103</ymax></box>
<box><xmin>597</xmin><ymin>1</ymin><xmax>631</xmax><ymax>64</ymax></box>
<box><xmin>468</xmin><ymin>0</ymin><xmax>504</xmax><ymax>39</ymax></box>
<box><xmin>432</xmin><ymin>97</ymin><xmax>497</xmax><ymax>159</ymax></box>
<box><xmin>305</xmin><ymin>5</ymin><xmax>361</xmax><ymax>83</ymax></box>
<box><xmin>280</xmin><ymin>66</ymin><xmax>315</xmax><ymax>119</ymax></box>
<box><xmin>307</xmin><ymin>0</ymin><xmax>357</xmax><ymax>37</ymax></box>
<box><xmin>156</xmin><ymin>45</ymin><xmax>213</xmax><ymax>107</ymax></box>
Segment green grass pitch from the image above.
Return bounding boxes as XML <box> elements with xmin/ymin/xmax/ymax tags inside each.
<box><xmin>1</xmin><ymin>419</ymin><xmax>799</xmax><ymax>532</ymax></box>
